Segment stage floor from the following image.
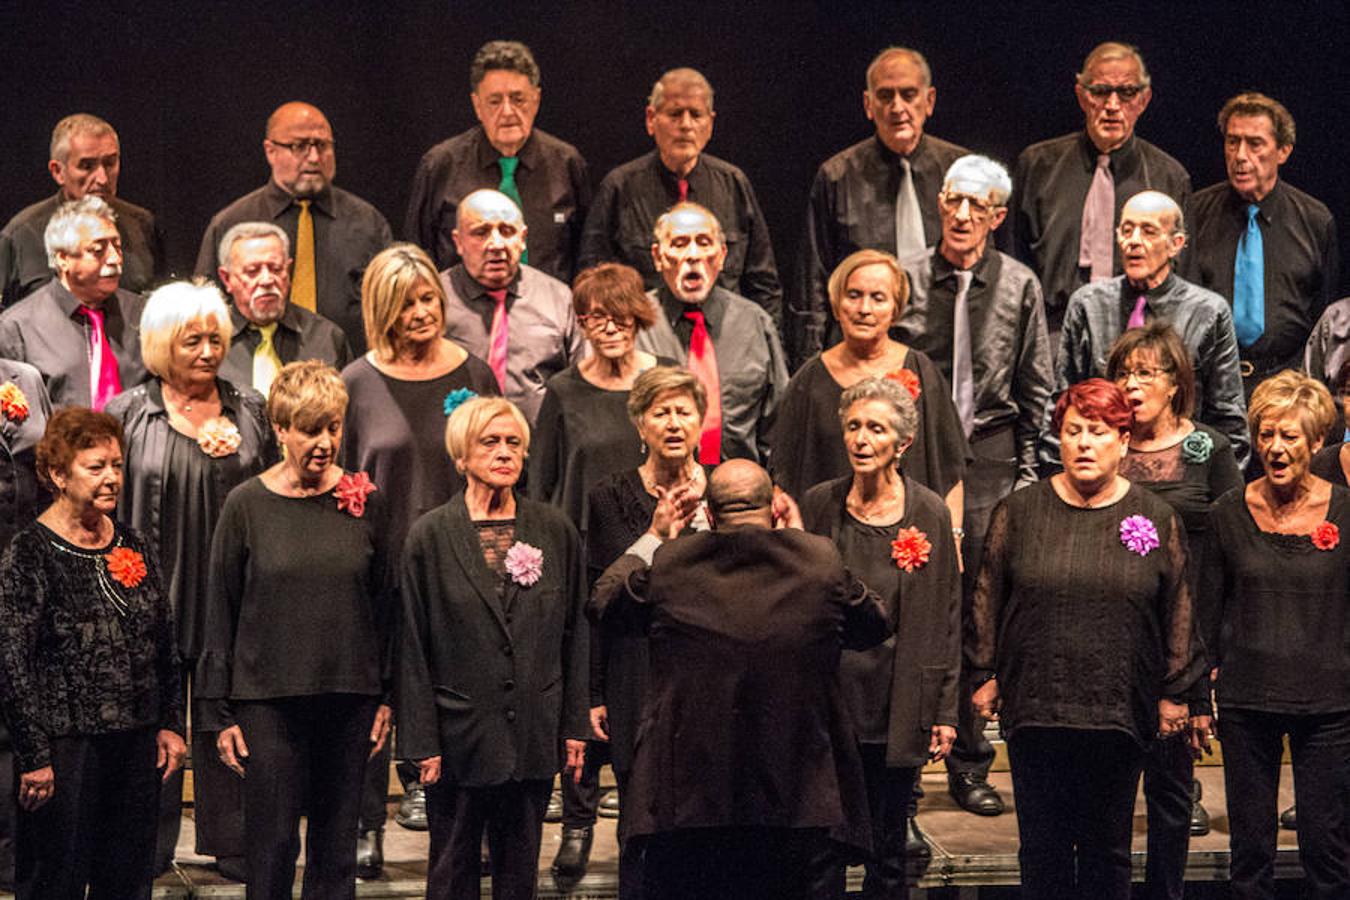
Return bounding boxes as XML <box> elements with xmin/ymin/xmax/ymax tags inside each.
<box><xmin>91</xmin><ymin>762</ymin><xmax>1308</xmax><ymax>898</ymax></box>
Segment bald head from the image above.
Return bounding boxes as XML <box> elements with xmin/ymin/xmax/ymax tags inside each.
<box><xmin>707</xmin><ymin>460</ymin><xmax>774</xmax><ymax>529</ymax></box>
<box><xmin>453</xmin><ymin>189</ymin><xmax>528</xmax><ymax>289</ymax></box>
<box><xmin>1121</xmin><ymin>190</ymin><xmax>1183</xmax><ymax>235</ymax></box>
<box><xmin>1117</xmin><ymin>190</ymin><xmax>1186</xmax><ymax>289</ymax></box>
<box><xmin>263</xmin><ymin>102</ymin><xmax>336</xmax><ymax>197</ymax></box>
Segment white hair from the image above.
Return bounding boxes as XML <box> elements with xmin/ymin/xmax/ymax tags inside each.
<box><xmin>43</xmin><ymin>196</ymin><xmax>118</xmax><ymax>268</ymax></box>
<box><xmin>138</xmin><ymin>281</ymin><xmax>233</xmax><ymax>379</ymax></box>
<box><xmin>217</xmin><ymin>221</ymin><xmax>290</xmax><ymax>270</ymax></box>
<box><xmin>943</xmin><ymin>155</ymin><xmax>1013</xmax><ymax>206</ymax></box>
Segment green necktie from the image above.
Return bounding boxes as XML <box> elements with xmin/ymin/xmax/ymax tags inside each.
<box><xmin>497</xmin><ymin>156</ymin><xmax>528</xmax><ymax>266</ymax></box>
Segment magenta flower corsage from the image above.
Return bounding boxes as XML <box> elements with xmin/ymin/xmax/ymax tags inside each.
<box><xmin>1119</xmin><ymin>514</ymin><xmax>1160</xmax><ymax>556</ymax></box>
<box><xmin>504</xmin><ymin>541</ymin><xmax>543</xmax><ymax>586</ymax></box>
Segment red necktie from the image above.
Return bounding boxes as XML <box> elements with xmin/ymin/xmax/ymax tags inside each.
<box><xmin>678</xmin><ymin>178</ymin><xmax>689</xmax><ymax>202</ymax></box>
<box><xmin>486</xmin><ymin>289</ymin><xmax>509</xmax><ymax>392</ymax></box>
<box><xmin>683</xmin><ymin>308</ymin><xmax>722</xmax><ymax>464</ymax></box>
<box><xmin>77</xmin><ymin>305</ymin><xmax>122</xmax><ymax>410</ymax></box>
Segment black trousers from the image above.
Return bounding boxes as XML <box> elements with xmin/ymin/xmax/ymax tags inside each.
<box><xmin>16</xmin><ymin>727</ymin><xmax>160</xmax><ymax>900</ymax></box>
<box><xmin>425</xmin><ymin>777</ymin><xmax>552</xmax><ymax>900</ymax></box>
<box><xmin>848</xmin><ymin>743</ymin><xmax>917</xmax><ymax>899</ymax></box>
<box><xmin>1142</xmin><ymin>736</ymin><xmax>1193</xmax><ymax>900</ymax></box>
<box><xmin>235</xmin><ymin>694</ymin><xmax>377</xmax><ymax>900</ymax></box>
<box><xmin>0</xmin><ymin>722</ymin><xmax>16</xmax><ymax>890</ymax></box>
<box><xmin>1007</xmin><ymin>727</ymin><xmax>1142</xmax><ymax>900</ymax></box>
<box><xmin>612</xmin><ymin>769</ymin><xmax>643</xmax><ymax>900</ymax></box>
<box><xmin>560</xmin><ymin>739</ymin><xmax>609</xmax><ymax>829</ymax></box>
<box><xmin>1220</xmin><ymin>706</ymin><xmax>1350</xmax><ymax>900</ymax></box>
<box><xmin>360</xmin><ymin>737</ymin><xmax>392</xmax><ymax>830</ymax></box>
<box><xmin>641</xmin><ymin>826</ymin><xmax>840</xmax><ymax>900</ymax></box>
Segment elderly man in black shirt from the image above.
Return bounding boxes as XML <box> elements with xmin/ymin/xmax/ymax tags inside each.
<box><xmin>1011</xmin><ymin>42</ymin><xmax>1191</xmax><ymax>342</ymax></box>
<box><xmin>405</xmin><ymin>40</ymin><xmax>590</xmax><ymax>283</ymax></box>
<box><xmin>213</xmin><ymin>222</ymin><xmax>351</xmax><ymax>395</ymax></box>
<box><xmin>195</xmin><ymin>102</ymin><xmax>391</xmax><ymax>356</ymax></box>
<box><xmin>1182</xmin><ymin>92</ymin><xmax>1339</xmax><ymax>399</ymax></box>
<box><xmin>580</xmin><ymin>68</ymin><xmax>781</xmax><ymax>327</ymax></box>
<box><xmin>896</xmin><ymin>154</ymin><xmax>1053</xmax><ymax>823</ymax></box>
<box><xmin>0</xmin><ymin>113</ymin><xmax>166</xmax><ymax>308</ymax></box>
<box><xmin>794</xmin><ymin>46</ymin><xmax>968</xmax><ymax>366</ymax></box>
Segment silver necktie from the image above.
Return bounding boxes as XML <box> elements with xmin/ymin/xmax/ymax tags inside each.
<box><xmin>952</xmin><ymin>269</ymin><xmax>975</xmax><ymax>437</ymax></box>
<box><xmin>895</xmin><ymin>158</ymin><xmax>926</xmax><ymax>258</ymax></box>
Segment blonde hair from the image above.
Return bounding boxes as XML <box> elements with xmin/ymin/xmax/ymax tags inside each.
<box><xmin>827</xmin><ymin>249</ymin><xmax>909</xmax><ymax>321</ymax></box>
<box><xmin>1247</xmin><ymin>370</ymin><xmax>1336</xmax><ymax>449</ymax></box>
<box><xmin>445</xmin><ymin>396</ymin><xmax>531</xmax><ymax>470</ymax></box>
<box><xmin>266</xmin><ymin>360</ymin><xmax>348</xmax><ymax>432</ymax></box>
<box><xmin>138</xmin><ymin>280</ymin><xmax>232</xmax><ymax>379</ymax></box>
<box><xmin>626</xmin><ymin>365</ymin><xmax>707</xmax><ymax>425</ymax></box>
<box><xmin>361</xmin><ymin>243</ymin><xmax>447</xmax><ymax>363</ymax></box>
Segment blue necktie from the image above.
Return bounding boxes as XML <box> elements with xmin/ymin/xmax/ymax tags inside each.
<box><xmin>1233</xmin><ymin>203</ymin><xmax>1264</xmax><ymax>348</ymax></box>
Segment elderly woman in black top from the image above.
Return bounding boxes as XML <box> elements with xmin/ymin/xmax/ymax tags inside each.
<box><xmin>800</xmin><ymin>377</ymin><xmax>960</xmax><ymax>900</ymax></box>
<box><xmin>106</xmin><ymin>279</ymin><xmax>276</xmax><ymax>878</ymax></box>
<box><xmin>198</xmin><ymin>361</ymin><xmax>393</xmax><ymax>899</ymax></box>
<box><xmin>969</xmin><ymin>378</ymin><xmax>1203</xmax><ymax>900</ymax></box>
<box><xmin>0</xmin><ymin>407</ymin><xmax>184</xmax><ymax>899</ymax></box>
<box><xmin>397</xmin><ymin>395</ymin><xmax>588</xmax><ymax>900</ymax></box>
<box><xmin>1106</xmin><ymin>323</ymin><xmax>1243</xmax><ymax>900</ymax></box>
<box><xmin>1200</xmin><ymin>371</ymin><xmax>1350</xmax><ymax>900</ymax></box>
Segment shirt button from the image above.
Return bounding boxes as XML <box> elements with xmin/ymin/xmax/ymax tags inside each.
<box><xmin>502</xmin><ymin>645</ymin><xmax>513</xmax><ymax>656</ymax></box>
<box><xmin>505</xmin><ymin>709</ymin><xmax>517</xmax><ymax>722</ymax></box>
<box><xmin>504</xmin><ymin>679</ymin><xmax>516</xmax><ymax>691</ymax></box>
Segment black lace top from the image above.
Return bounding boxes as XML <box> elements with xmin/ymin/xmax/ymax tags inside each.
<box><xmin>0</xmin><ymin>521</ymin><xmax>182</xmax><ymax>771</ymax></box>
<box><xmin>967</xmin><ymin>480</ymin><xmax>1204</xmax><ymax>745</ymax></box>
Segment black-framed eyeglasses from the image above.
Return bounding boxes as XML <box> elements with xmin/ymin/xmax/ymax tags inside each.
<box><xmin>1081</xmin><ymin>83</ymin><xmax>1146</xmax><ymax>102</ymax></box>
<box><xmin>269</xmin><ymin>138</ymin><xmax>335</xmax><ymax>158</ymax></box>
<box><xmin>579</xmin><ymin>313</ymin><xmax>635</xmax><ymax>331</ymax></box>
<box><xmin>1113</xmin><ymin>366</ymin><xmax>1172</xmax><ymax>385</ymax></box>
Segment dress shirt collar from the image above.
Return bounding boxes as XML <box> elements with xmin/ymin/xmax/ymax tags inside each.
<box><xmin>50</xmin><ymin>279</ymin><xmax>117</xmax><ymax>320</ymax></box>
<box><xmin>1120</xmin><ymin>271</ymin><xmax>1179</xmax><ymax>308</ymax></box>
<box><xmin>872</xmin><ymin>132</ymin><xmax>932</xmax><ymax>165</ymax></box>
<box><xmin>229</xmin><ymin>304</ymin><xmax>303</xmax><ymax>340</ymax></box>
<box><xmin>447</xmin><ymin>263</ymin><xmax>522</xmax><ymax>305</ymax></box>
<box><xmin>262</xmin><ymin>179</ymin><xmax>335</xmax><ymax>219</ymax></box>
<box><xmin>1077</xmin><ymin>131</ymin><xmax>1141</xmax><ymax>179</ymax></box>
<box><xmin>648</xmin><ymin>150</ymin><xmax>705</xmax><ymax>191</ymax></box>
<box><xmin>656</xmin><ymin>283</ymin><xmax>727</xmax><ymax>331</ymax></box>
<box><xmin>931</xmin><ymin>241</ymin><xmax>995</xmax><ymax>287</ymax></box>
<box><xmin>1223</xmin><ymin>178</ymin><xmax>1286</xmax><ymax>225</ymax></box>
<box><xmin>473</xmin><ymin>125</ymin><xmax>539</xmax><ymax>173</ymax></box>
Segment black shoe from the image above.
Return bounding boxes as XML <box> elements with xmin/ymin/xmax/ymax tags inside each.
<box><xmin>395</xmin><ymin>783</ymin><xmax>428</xmax><ymax>831</ymax></box>
<box><xmin>949</xmin><ymin>773</ymin><xmax>1005</xmax><ymax>816</ymax></box>
<box><xmin>1280</xmin><ymin>804</ymin><xmax>1297</xmax><ymax>831</ymax></box>
<box><xmin>1189</xmin><ymin>779</ymin><xmax>1210</xmax><ymax>836</ymax></box>
<box><xmin>544</xmin><ymin>787</ymin><xmax>564</xmax><ymax>823</ymax></box>
<box><xmin>598</xmin><ymin>790</ymin><xmax>620</xmax><ymax>819</ymax></box>
<box><xmin>905</xmin><ymin>816</ymin><xmax>932</xmax><ymax>859</ymax></box>
<box><xmin>356</xmin><ymin>828</ymin><xmax>384</xmax><ymax>879</ymax></box>
<box><xmin>216</xmin><ymin>855</ymin><xmax>248</xmax><ymax>883</ymax></box>
<box><xmin>551</xmin><ymin>826</ymin><xmax>594</xmax><ymax>881</ymax></box>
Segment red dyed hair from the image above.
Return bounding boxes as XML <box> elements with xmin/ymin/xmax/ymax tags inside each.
<box><xmin>1051</xmin><ymin>378</ymin><xmax>1134</xmax><ymax>435</ymax></box>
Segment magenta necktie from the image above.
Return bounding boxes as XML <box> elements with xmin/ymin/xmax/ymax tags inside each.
<box><xmin>77</xmin><ymin>306</ymin><xmax>122</xmax><ymax>410</ymax></box>
<box><xmin>486</xmin><ymin>289</ymin><xmax>509</xmax><ymax>392</ymax></box>
<box><xmin>1079</xmin><ymin>153</ymin><xmax>1115</xmax><ymax>282</ymax></box>
<box><xmin>1127</xmin><ymin>294</ymin><xmax>1148</xmax><ymax>330</ymax></box>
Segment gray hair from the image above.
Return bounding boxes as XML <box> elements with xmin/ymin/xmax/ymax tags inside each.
<box><xmin>217</xmin><ymin>221</ymin><xmax>290</xmax><ymax>271</ymax></box>
<box><xmin>648</xmin><ymin>68</ymin><xmax>715</xmax><ymax>112</ymax></box>
<box><xmin>652</xmin><ymin>201</ymin><xmax>724</xmax><ymax>247</ymax></box>
<box><xmin>138</xmin><ymin>280</ymin><xmax>233</xmax><ymax>379</ymax></box>
<box><xmin>1077</xmin><ymin>41</ymin><xmax>1151</xmax><ymax>88</ymax></box>
<box><xmin>866</xmin><ymin>47</ymin><xmax>932</xmax><ymax>92</ymax></box>
<box><xmin>44</xmin><ymin>196</ymin><xmax>118</xmax><ymax>267</ymax></box>
<box><xmin>944</xmin><ymin>155</ymin><xmax>1013</xmax><ymax>206</ymax></box>
<box><xmin>50</xmin><ymin>113</ymin><xmax>117</xmax><ymax>163</ymax></box>
<box><xmin>470</xmin><ymin>40</ymin><xmax>540</xmax><ymax>90</ymax></box>
<box><xmin>838</xmin><ymin>377</ymin><xmax>919</xmax><ymax>448</ymax></box>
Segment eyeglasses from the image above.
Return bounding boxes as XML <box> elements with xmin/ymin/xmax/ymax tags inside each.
<box><xmin>579</xmin><ymin>313</ymin><xmax>635</xmax><ymax>332</ymax></box>
<box><xmin>1081</xmin><ymin>83</ymin><xmax>1146</xmax><ymax>102</ymax></box>
<box><xmin>480</xmin><ymin>91</ymin><xmax>537</xmax><ymax>112</ymax></box>
<box><xmin>269</xmin><ymin>138</ymin><xmax>335</xmax><ymax>158</ymax></box>
<box><xmin>1113</xmin><ymin>366</ymin><xmax>1172</xmax><ymax>385</ymax></box>
<box><xmin>938</xmin><ymin>190</ymin><xmax>1000</xmax><ymax>220</ymax></box>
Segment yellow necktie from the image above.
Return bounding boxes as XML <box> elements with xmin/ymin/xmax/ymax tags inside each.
<box><xmin>292</xmin><ymin>199</ymin><xmax>316</xmax><ymax>312</ymax></box>
<box><xmin>253</xmin><ymin>323</ymin><xmax>282</xmax><ymax>396</ymax></box>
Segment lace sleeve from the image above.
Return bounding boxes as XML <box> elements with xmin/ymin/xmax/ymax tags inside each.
<box><xmin>966</xmin><ymin>496</ymin><xmax>1012</xmax><ymax>673</ymax></box>
<box><xmin>1160</xmin><ymin>511</ymin><xmax>1207</xmax><ymax>698</ymax></box>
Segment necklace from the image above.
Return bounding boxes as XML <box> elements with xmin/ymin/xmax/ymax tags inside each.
<box><xmin>641</xmin><ymin>460</ymin><xmax>700</xmax><ymax>495</ymax></box>
<box><xmin>847</xmin><ymin>483</ymin><xmax>904</xmax><ymax>523</ymax></box>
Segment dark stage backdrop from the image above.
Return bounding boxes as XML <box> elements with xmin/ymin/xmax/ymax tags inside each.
<box><xmin>2</xmin><ymin>0</ymin><xmax>1346</xmax><ymax>295</ymax></box>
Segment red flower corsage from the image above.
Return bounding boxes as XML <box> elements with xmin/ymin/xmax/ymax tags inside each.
<box><xmin>0</xmin><ymin>382</ymin><xmax>29</xmax><ymax>424</ymax></box>
<box><xmin>1311</xmin><ymin>521</ymin><xmax>1339</xmax><ymax>551</ymax></box>
<box><xmin>105</xmin><ymin>547</ymin><xmax>147</xmax><ymax>589</ymax></box>
<box><xmin>890</xmin><ymin>526</ymin><xmax>932</xmax><ymax>572</ymax></box>
<box><xmin>884</xmin><ymin>367</ymin><xmax>922</xmax><ymax>400</ymax></box>
<box><xmin>335</xmin><ymin>471</ymin><xmax>377</xmax><ymax>517</ymax></box>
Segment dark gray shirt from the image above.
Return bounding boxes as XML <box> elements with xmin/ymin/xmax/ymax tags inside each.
<box><xmin>896</xmin><ymin>244</ymin><xmax>1054</xmax><ymax>484</ymax></box>
<box><xmin>793</xmin><ymin>133</ymin><xmax>968</xmax><ymax>365</ymax></box>
<box><xmin>194</xmin><ymin>181</ymin><xmax>392</xmax><ymax>356</ymax></box>
<box><xmin>404</xmin><ymin>126</ymin><xmax>590</xmax><ymax>283</ymax></box>
<box><xmin>1052</xmin><ymin>272</ymin><xmax>1249</xmax><ymax>467</ymax></box>
<box><xmin>1304</xmin><ymin>295</ymin><xmax>1350</xmax><ymax>389</ymax></box>
<box><xmin>0</xmin><ymin>359</ymin><xmax>51</xmax><ymax>549</ymax></box>
<box><xmin>635</xmin><ymin>285</ymin><xmax>788</xmax><ymax>464</ymax></box>
<box><xmin>0</xmin><ymin>279</ymin><xmax>148</xmax><ymax>408</ymax></box>
<box><xmin>218</xmin><ymin>304</ymin><xmax>352</xmax><ymax>392</ymax></box>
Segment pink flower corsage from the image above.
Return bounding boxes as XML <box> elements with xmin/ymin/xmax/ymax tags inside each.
<box><xmin>1311</xmin><ymin>521</ymin><xmax>1340</xmax><ymax>551</ymax></box>
<box><xmin>0</xmin><ymin>382</ymin><xmax>29</xmax><ymax>424</ymax></box>
<box><xmin>884</xmin><ymin>367</ymin><xmax>922</xmax><ymax>400</ymax></box>
<box><xmin>106</xmin><ymin>546</ymin><xmax>147</xmax><ymax>589</ymax></box>
<box><xmin>335</xmin><ymin>471</ymin><xmax>377</xmax><ymax>517</ymax></box>
<box><xmin>1119</xmin><ymin>515</ymin><xmax>1160</xmax><ymax>556</ymax></box>
<box><xmin>504</xmin><ymin>541</ymin><xmax>544</xmax><ymax>586</ymax></box>
<box><xmin>890</xmin><ymin>526</ymin><xmax>932</xmax><ymax>572</ymax></box>
<box><xmin>196</xmin><ymin>416</ymin><xmax>242</xmax><ymax>458</ymax></box>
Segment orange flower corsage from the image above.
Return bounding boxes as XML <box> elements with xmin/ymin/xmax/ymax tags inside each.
<box><xmin>890</xmin><ymin>526</ymin><xmax>932</xmax><ymax>572</ymax></box>
<box><xmin>106</xmin><ymin>547</ymin><xmax>147</xmax><ymax>589</ymax></box>
<box><xmin>196</xmin><ymin>416</ymin><xmax>242</xmax><ymax>458</ymax></box>
<box><xmin>1311</xmin><ymin>521</ymin><xmax>1339</xmax><ymax>551</ymax></box>
<box><xmin>0</xmin><ymin>382</ymin><xmax>29</xmax><ymax>424</ymax></box>
<box><xmin>884</xmin><ymin>367</ymin><xmax>922</xmax><ymax>400</ymax></box>
<box><xmin>335</xmin><ymin>471</ymin><xmax>377</xmax><ymax>518</ymax></box>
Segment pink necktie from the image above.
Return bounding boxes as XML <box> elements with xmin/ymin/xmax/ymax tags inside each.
<box><xmin>683</xmin><ymin>308</ymin><xmax>722</xmax><ymax>465</ymax></box>
<box><xmin>1127</xmin><ymin>294</ymin><xmax>1148</xmax><ymax>330</ymax></box>
<box><xmin>77</xmin><ymin>306</ymin><xmax>122</xmax><ymax>410</ymax></box>
<box><xmin>678</xmin><ymin>178</ymin><xmax>689</xmax><ymax>202</ymax></box>
<box><xmin>1079</xmin><ymin>153</ymin><xmax>1115</xmax><ymax>282</ymax></box>
<box><xmin>486</xmin><ymin>289</ymin><xmax>509</xmax><ymax>392</ymax></box>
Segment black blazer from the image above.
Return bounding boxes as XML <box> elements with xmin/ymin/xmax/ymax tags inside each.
<box><xmin>396</xmin><ymin>493</ymin><xmax>589</xmax><ymax>787</ymax></box>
